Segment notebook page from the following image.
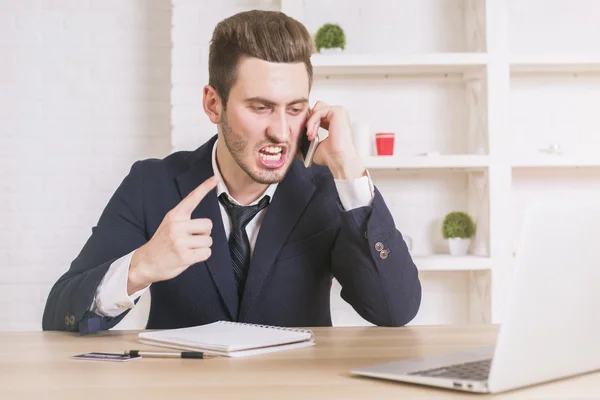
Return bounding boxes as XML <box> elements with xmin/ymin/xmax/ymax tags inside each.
<box><xmin>138</xmin><ymin>321</ymin><xmax>313</xmax><ymax>352</ymax></box>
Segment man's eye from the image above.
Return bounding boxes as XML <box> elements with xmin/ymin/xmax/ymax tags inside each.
<box><xmin>254</xmin><ymin>106</ymin><xmax>268</xmax><ymax>111</ymax></box>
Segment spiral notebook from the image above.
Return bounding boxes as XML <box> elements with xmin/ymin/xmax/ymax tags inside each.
<box><xmin>138</xmin><ymin>321</ymin><xmax>315</xmax><ymax>357</ymax></box>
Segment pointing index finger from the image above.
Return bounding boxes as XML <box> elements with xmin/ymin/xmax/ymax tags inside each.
<box><xmin>175</xmin><ymin>175</ymin><xmax>220</xmax><ymax>218</ymax></box>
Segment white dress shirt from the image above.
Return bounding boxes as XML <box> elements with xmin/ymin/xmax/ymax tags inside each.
<box><xmin>90</xmin><ymin>139</ymin><xmax>375</xmax><ymax>317</ymax></box>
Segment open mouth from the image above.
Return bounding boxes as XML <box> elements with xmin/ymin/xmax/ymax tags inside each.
<box><xmin>259</xmin><ymin>145</ymin><xmax>286</xmax><ymax>168</ymax></box>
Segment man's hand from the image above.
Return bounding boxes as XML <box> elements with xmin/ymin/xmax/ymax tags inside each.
<box><xmin>304</xmin><ymin>101</ymin><xmax>366</xmax><ymax>180</ymax></box>
<box><xmin>127</xmin><ymin>176</ymin><xmax>219</xmax><ymax>294</ymax></box>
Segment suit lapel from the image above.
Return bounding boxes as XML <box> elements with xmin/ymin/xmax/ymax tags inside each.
<box><xmin>175</xmin><ymin>137</ymin><xmax>238</xmax><ymax>320</ymax></box>
<box><xmin>238</xmin><ymin>162</ymin><xmax>316</xmax><ymax>321</ymax></box>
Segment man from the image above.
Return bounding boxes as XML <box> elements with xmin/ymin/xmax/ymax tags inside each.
<box><xmin>42</xmin><ymin>10</ymin><xmax>421</xmax><ymax>334</ymax></box>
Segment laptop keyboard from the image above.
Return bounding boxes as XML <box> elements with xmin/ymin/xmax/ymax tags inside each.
<box><xmin>408</xmin><ymin>358</ymin><xmax>491</xmax><ymax>381</ymax></box>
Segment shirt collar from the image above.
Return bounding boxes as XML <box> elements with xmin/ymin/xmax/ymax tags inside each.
<box><xmin>211</xmin><ymin>138</ymin><xmax>278</xmax><ymax>206</ymax></box>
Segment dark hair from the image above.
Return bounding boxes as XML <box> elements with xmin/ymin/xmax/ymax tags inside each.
<box><xmin>208</xmin><ymin>10</ymin><xmax>315</xmax><ymax>108</ymax></box>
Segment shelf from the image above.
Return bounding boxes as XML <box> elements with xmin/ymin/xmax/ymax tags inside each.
<box><xmin>363</xmin><ymin>155</ymin><xmax>489</xmax><ymax>170</ymax></box>
<box><xmin>311</xmin><ymin>53</ymin><xmax>488</xmax><ymax>76</ymax></box>
<box><xmin>511</xmin><ymin>54</ymin><xmax>600</xmax><ymax>73</ymax></box>
<box><xmin>512</xmin><ymin>155</ymin><xmax>600</xmax><ymax>168</ymax></box>
<box><xmin>412</xmin><ymin>255</ymin><xmax>492</xmax><ymax>271</ymax></box>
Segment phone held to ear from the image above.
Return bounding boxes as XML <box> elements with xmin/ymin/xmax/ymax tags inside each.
<box><xmin>298</xmin><ymin>127</ymin><xmax>320</xmax><ymax>168</ymax></box>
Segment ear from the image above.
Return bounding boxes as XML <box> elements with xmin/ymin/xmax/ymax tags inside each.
<box><xmin>203</xmin><ymin>85</ymin><xmax>222</xmax><ymax>124</ymax></box>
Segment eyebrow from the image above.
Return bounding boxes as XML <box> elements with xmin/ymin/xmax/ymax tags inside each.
<box><xmin>244</xmin><ymin>97</ymin><xmax>309</xmax><ymax>107</ymax></box>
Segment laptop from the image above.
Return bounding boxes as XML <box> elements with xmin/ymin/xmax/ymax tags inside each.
<box><xmin>350</xmin><ymin>197</ymin><xmax>600</xmax><ymax>393</ymax></box>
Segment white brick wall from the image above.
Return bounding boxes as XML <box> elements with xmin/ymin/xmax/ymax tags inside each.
<box><xmin>0</xmin><ymin>0</ymin><xmax>172</xmax><ymax>330</ymax></box>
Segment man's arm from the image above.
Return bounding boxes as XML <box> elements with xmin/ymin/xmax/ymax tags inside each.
<box><xmin>331</xmin><ymin>179</ymin><xmax>422</xmax><ymax>327</ymax></box>
<box><xmin>42</xmin><ymin>161</ymin><xmax>148</xmax><ymax>333</ymax></box>
<box><xmin>42</xmin><ymin>161</ymin><xmax>219</xmax><ymax>334</ymax></box>
<box><xmin>304</xmin><ymin>101</ymin><xmax>421</xmax><ymax>327</ymax></box>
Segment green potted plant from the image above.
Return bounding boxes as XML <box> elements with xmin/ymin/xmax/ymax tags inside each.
<box><xmin>314</xmin><ymin>23</ymin><xmax>346</xmax><ymax>54</ymax></box>
<box><xmin>442</xmin><ymin>211</ymin><xmax>476</xmax><ymax>256</ymax></box>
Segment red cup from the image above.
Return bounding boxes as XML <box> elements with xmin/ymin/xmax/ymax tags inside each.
<box><xmin>375</xmin><ymin>133</ymin><xmax>395</xmax><ymax>156</ymax></box>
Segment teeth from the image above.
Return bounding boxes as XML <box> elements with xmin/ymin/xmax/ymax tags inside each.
<box><xmin>260</xmin><ymin>153</ymin><xmax>282</xmax><ymax>161</ymax></box>
<box><xmin>263</xmin><ymin>146</ymin><xmax>282</xmax><ymax>154</ymax></box>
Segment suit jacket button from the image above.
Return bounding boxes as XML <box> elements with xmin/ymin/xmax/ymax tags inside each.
<box><xmin>379</xmin><ymin>249</ymin><xmax>389</xmax><ymax>259</ymax></box>
<box><xmin>64</xmin><ymin>316</ymin><xmax>70</xmax><ymax>325</ymax></box>
<box><xmin>364</xmin><ymin>230</ymin><xmax>368</xmax><ymax>239</ymax></box>
<box><xmin>375</xmin><ymin>242</ymin><xmax>384</xmax><ymax>251</ymax></box>
<box><xmin>69</xmin><ymin>315</ymin><xmax>75</xmax><ymax>325</ymax></box>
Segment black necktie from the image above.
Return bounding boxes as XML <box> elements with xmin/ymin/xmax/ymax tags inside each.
<box><xmin>218</xmin><ymin>193</ymin><xmax>270</xmax><ymax>301</ymax></box>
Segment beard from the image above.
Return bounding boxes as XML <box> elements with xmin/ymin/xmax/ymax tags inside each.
<box><xmin>220</xmin><ymin>112</ymin><xmax>297</xmax><ymax>185</ymax></box>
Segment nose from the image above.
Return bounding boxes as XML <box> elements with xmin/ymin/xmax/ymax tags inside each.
<box><xmin>266</xmin><ymin>111</ymin><xmax>291</xmax><ymax>143</ymax></box>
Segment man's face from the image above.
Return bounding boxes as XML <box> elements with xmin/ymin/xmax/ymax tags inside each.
<box><xmin>220</xmin><ymin>57</ymin><xmax>310</xmax><ymax>184</ymax></box>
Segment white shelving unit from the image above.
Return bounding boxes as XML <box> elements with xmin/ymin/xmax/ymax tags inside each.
<box><xmin>311</xmin><ymin>53</ymin><xmax>488</xmax><ymax>75</ymax></box>
<box><xmin>413</xmin><ymin>255</ymin><xmax>492</xmax><ymax>272</ymax></box>
<box><xmin>510</xmin><ymin>54</ymin><xmax>600</xmax><ymax>73</ymax></box>
<box><xmin>512</xmin><ymin>155</ymin><xmax>600</xmax><ymax>169</ymax></box>
<box><xmin>362</xmin><ymin>155</ymin><xmax>490</xmax><ymax>170</ymax></box>
<box><xmin>277</xmin><ymin>0</ymin><xmax>600</xmax><ymax>326</ymax></box>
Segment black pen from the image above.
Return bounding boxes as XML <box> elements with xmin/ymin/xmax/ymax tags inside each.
<box><xmin>125</xmin><ymin>350</ymin><xmax>205</xmax><ymax>359</ymax></box>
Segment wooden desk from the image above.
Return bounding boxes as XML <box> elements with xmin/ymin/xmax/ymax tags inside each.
<box><xmin>1</xmin><ymin>325</ymin><xmax>598</xmax><ymax>399</ymax></box>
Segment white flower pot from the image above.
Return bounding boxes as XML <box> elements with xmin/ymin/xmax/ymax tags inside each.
<box><xmin>448</xmin><ymin>238</ymin><xmax>471</xmax><ymax>256</ymax></box>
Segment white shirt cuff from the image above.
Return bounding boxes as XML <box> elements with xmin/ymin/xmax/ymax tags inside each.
<box><xmin>90</xmin><ymin>249</ymin><xmax>150</xmax><ymax>318</ymax></box>
<box><xmin>334</xmin><ymin>169</ymin><xmax>375</xmax><ymax>210</ymax></box>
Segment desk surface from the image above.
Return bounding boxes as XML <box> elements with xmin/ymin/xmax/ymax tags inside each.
<box><xmin>1</xmin><ymin>325</ymin><xmax>598</xmax><ymax>399</ymax></box>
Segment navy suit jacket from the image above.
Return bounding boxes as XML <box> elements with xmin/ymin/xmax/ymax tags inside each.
<box><xmin>42</xmin><ymin>135</ymin><xmax>422</xmax><ymax>334</ymax></box>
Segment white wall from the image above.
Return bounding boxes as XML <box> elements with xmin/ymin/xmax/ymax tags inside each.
<box><xmin>0</xmin><ymin>0</ymin><xmax>172</xmax><ymax>330</ymax></box>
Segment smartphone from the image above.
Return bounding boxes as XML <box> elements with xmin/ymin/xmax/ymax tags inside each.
<box><xmin>298</xmin><ymin>127</ymin><xmax>320</xmax><ymax>168</ymax></box>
